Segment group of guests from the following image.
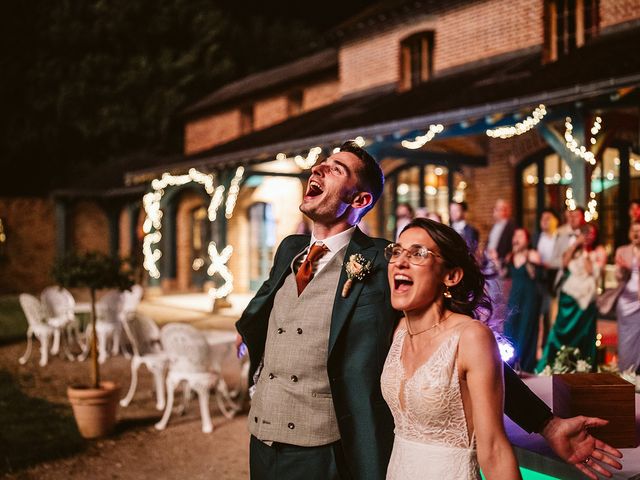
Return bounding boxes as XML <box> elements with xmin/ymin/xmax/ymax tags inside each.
<box><xmin>481</xmin><ymin>199</ymin><xmax>640</xmax><ymax>375</ymax></box>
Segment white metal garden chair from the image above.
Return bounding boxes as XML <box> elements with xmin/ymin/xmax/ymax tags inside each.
<box><xmin>94</xmin><ymin>290</ymin><xmax>124</xmax><ymax>364</ymax></box>
<box><xmin>40</xmin><ymin>286</ymin><xmax>84</xmax><ymax>356</ymax></box>
<box><xmin>119</xmin><ymin>314</ymin><xmax>168</xmax><ymax>410</ymax></box>
<box><xmin>155</xmin><ymin>323</ymin><xmax>228</xmax><ymax>433</ymax></box>
<box><xmin>18</xmin><ymin>294</ymin><xmax>57</xmax><ymax>366</ymax></box>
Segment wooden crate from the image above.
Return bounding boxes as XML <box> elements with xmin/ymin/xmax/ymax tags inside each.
<box><xmin>553</xmin><ymin>373</ymin><xmax>637</xmax><ymax>448</ymax></box>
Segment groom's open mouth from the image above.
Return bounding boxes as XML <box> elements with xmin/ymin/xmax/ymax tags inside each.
<box><xmin>304</xmin><ymin>179</ymin><xmax>324</xmax><ymax>199</ymax></box>
<box><xmin>393</xmin><ymin>274</ymin><xmax>413</xmax><ymax>293</ymax></box>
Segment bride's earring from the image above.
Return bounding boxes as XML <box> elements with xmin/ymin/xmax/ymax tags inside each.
<box><xmin>443</xmin><ymin>285</ymin><xmax>452</xmax><ymax>299</ymax></box>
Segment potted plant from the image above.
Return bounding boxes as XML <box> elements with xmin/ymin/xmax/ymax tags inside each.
<box><xmin>52</xmin><ymin>251</ymin><xmax>134</xmax><ymax>438</ymax></box>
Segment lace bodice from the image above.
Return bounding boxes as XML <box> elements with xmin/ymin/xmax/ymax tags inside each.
<box><xmin>381</xmin><ymin>327</ymin><xmax>472</xmax><ymax>449</ymax></box>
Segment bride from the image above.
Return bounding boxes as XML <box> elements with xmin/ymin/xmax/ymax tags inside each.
<box><xmin>381</xmin><ymin>218</ymin><xmax>521</xmax><ymax>479</ymax></box>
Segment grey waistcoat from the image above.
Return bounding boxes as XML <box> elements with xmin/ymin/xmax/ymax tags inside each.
<box><xmin>249</xmin><ymin>246</ymin><xmax>346</xmax><ymax>446</ymax></box>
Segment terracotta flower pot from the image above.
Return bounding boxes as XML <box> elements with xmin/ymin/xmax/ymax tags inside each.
<box><xmin>67</xmin><ymin>381</ymin><xmax>120</xmax><ymax>439</ymax></box>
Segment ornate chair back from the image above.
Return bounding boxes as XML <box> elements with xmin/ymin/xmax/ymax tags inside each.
<box><xmin>160</xmin><ymin>323</ymin><xmax>211</xmax><ymax>374</ymax></box>
<box><xmin>122</xmin><ymin>314</ymin><xmax>162</xmax><ymax>357</ymax></box>
<box><xmin>120</xmin><ymin>285</ymin><xmax>143</xmax><ymax>319</ymax></box>
<box><xmin>96</xmin><ymin>290</ymin><xmax>123</xmax><ymax>324</ymax></box>
<box><xmin>19</xmin><ymin>294</ymin><xmax>47</xmax><ymax>328</ymax></box>
<box><xmin>40</xmin><ymin>286</ymin><xmax>75</xmax><ymax>321</ymax></box>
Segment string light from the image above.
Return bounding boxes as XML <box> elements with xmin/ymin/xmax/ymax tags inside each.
<box><xmin>142</xmin><ymin>168</ymin><xmax>242</xmax><ymax>298</ymax></box>
<box><xmin>564</xmin><ymin>116</ymin><xmax>602</xmax><ymax>165</ymax></box>
<box><xmin>401</xmin><ymin>124</ymin><xmax>444</xmax><ymax>149</ymax></box>
<box><xmin>207</xmin><ymin>243</ymin><xmax>234</xmax><ymax>299</ymax></box>
<box><xmin>565</xmin><ymin>187</ymin><xmax>576</xmax><ymax>211</ymax></box>
<box><xmin>225</xmin><ymin>167</ymin><xmax>244</xmax><ymax>219</ymax></box>
<box><xmin>486</xmin><ymin>104</ymin><xmax>547</xmax><ymax>138</ymax></box>
<box><xmin>586</xmin><ymin>192</ymin><xmax>598</xmax><ymax>221</ymax></box>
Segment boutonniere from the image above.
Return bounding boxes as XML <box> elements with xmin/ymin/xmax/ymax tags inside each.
<box><xmin>342</xmin><ymin>253</ymin><xmax>373</xmax><ymax>298</ymax></box>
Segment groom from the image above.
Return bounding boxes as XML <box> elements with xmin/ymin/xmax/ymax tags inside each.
<box><xmin>236</xmin><ymin>141</ymin><xmax>622</xmax><ymax>480</ymax></box>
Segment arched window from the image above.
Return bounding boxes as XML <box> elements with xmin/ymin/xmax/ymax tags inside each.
<box><xmin>248</xmin><ymin>202</ymin><xmax>276</xmax><ymax>291</ymax></box>
<box><xmin>399</xmin><ymin>32</ymin><xmax>434</xmax><ymax>90</ymax></box>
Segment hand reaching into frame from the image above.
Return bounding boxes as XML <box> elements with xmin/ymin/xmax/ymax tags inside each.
<box><xmin>541</xmin><ymin>416</ymin><xmax>623</xmax><ymax>479</ymax></box>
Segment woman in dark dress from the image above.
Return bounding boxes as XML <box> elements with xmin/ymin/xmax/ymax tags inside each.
<box><xmin>504</xmin><ymin>228</ymin><xmax>542</xmax><ymax>373</ymax></box>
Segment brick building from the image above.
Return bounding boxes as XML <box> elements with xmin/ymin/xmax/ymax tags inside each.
<box><xmin>2</xmin><ymin>0</ymin><xmax>640</xmax><ymax>297</ymax></box>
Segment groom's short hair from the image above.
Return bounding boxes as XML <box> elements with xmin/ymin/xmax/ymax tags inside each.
<box><xmin>339</xmin><ymin>140</ymin><xmax>384</xmax><ymax>219</ymax></box>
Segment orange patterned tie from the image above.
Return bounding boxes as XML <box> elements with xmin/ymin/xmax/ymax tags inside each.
<box><xmin>295</xmin><ymin>242</ymin><xmax>329</xmax><ymax>296</ymax></box>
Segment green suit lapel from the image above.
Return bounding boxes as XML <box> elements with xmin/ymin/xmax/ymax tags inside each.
<box><xmin>328</xmin><ymin>227</ymin><xmax>377</xmax><ymax>356</ymax></box>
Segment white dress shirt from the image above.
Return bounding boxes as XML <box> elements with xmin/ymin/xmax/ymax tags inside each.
<box><xmin>306</xmin><ymin>226</ymin><xmax>356</xmax><ymax>274</ymax></box>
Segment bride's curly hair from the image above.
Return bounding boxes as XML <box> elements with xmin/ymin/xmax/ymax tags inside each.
<box><xmin>400</xmin><ymin>218</ymin><xmax>492</xmax><ymax>322</ymax></box>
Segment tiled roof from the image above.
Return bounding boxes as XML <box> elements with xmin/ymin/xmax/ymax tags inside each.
<box><xmin>183</xmin><ymin>48</ymin><xmax>338</xmax><ymax>116</ymax></box>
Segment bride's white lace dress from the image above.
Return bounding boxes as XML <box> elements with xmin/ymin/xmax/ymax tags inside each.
<box><xmin>381</xmin><ymin>327</ymin><xmax>480</xmax><ymax>479</ymax></box>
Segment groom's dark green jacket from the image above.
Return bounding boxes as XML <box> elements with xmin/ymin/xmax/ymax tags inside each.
<box><xmin>236</xmin><ymin>227</ymin><xmax>552</xmax><ymax>480</ymax></box>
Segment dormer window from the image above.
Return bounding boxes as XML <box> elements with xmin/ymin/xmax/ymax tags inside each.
<box><xmin>400</xmin><ymin>32</ymin><xmax>434</xmax><ymax>91</ymax></box>
<box><xmin>544</xmin><ymin>0</ymin><xmax>599</xmax><ymax>62</ymax></box>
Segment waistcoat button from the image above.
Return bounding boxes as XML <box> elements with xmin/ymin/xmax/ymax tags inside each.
<box><xmin>288</xmin><ymin>422</ymin><xmax>295</xmax><ymax>429</ymax></box>
<box><xmin>296</xmin><ymin>328</ymin><xmax>303</xmax><ymax>334</ymax></box>
<box><xmin>268</xmin><ymin>373</ymin><xmax>275</xmax><ymax>379</ymax></box>
<box><xmin>290</xmin><ymin>375</ymin><xmax>298</xmax><ymax>382</ymax></box>
<box><xmin>277</xmin><ymin>328</ymin><xmax>283</xmax><ymax>334</ymax></box>
<box><xmin>254</xmin><ymin>417</ymin><xmax>258</xmax><ymax>423</ymax></box>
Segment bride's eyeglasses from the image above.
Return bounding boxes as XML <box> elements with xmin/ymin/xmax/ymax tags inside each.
<box><xmin>384</xmin><ymin>243</ymin><xmax>441</xmax><ymax>265</ymax></box>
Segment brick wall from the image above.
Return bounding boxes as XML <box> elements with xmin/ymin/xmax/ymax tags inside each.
<box><xmin>254</xmin><ymin>95</ymin><xmax>288</xmax><ymax>131</ymax></box>
<box><xmin>600</xmin><ymin>0</ymin><xmax>640</xmax><ymax>29</ymax></box>
<box><xmin>340</xmin><ymin>0</ymin><xmax>542</xmax><ymax>96</ymax></box>
<box><xmin>184</xmin><ymin>108</ymin><xmax>241</xmax><ymax>155</ymax></box>
<box><xmin>0</xmin><ymin>198</ymin><xmax>56</xmax><ymax>294</ymax></box>
<box><xmin>304</xmin><ymin>79</ymin><xmax>341</xmax><ymax>111</ymax></box>
<box><xmin>71</xmin><ymin>201</ymin><xmax>110</xmax><ymax>254</ymax></box>
<box><xmin>119</xmin><ymin>208</ymin><xmax>131</xmax><ymax>258</ymax></box>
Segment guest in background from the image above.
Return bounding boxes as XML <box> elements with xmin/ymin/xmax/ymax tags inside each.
<box><xmin>504</xmin><ymin>228</ymin><xmax>542</xmax><ymax>373</ymax></box>
<box><xmin>395</xmin><ymin>202</ymin><xmax>414</xmax><ymax>241</ymax></box>
<box><xmin>414</xmin><ymin>207</ymin><xmax>428</xmax><ymax>219</ymax></box>
<box><xmin>535</xmin><ymin>209</ymin><xmax>560</xmax><ymax>348</ymax></box>
<box><xmin>537</xmin><ymin>223</ymin><xmax>606</xmax><ymax>371</ymax></box>
<box><xmin>614</xmin><ymin>221</ymin><xmax>640</xmax><ymax>372</ymax></box>
<box><xmin>425</xmin><ymin>211</ymin><xmax>442</xmax><ymax>223</ymax></box>
<box><xmin>549</xmin><ymin>208</ymin><xmax>587</xmax><ymax>289</ymax></box>
<box><xmin>450</xmin><ymin>201</ymin><xmax>479</xmax><ymax>254</ymax></box>
<box><xmin>630</xmin><ymin>199</ymin><xmax>640</xmax><ymax>224</ymax></box>
<box><xmin>482</xmin><ymin>199</ymin><xmax>516</xmax><ymax>323</ymax></box>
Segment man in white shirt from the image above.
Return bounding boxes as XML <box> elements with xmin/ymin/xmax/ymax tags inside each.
<box><xmin>449</xmin><ymin>201</ymin><xmax>479</xmax><ymax>255</ymax></box>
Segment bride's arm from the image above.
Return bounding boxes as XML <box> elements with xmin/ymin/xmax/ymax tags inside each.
<box><xmin>459</xmin><ymin>322</ymin><xmax>521</xmax><ymax>480</ymax></box>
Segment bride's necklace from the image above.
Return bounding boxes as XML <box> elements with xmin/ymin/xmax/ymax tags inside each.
<box><xmin>406</xmin><ymin>311</ymin><xmax>453</xmax><ymax>337</ymax></box>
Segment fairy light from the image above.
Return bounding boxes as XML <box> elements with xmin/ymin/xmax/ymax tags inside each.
<box><xmin>207</xmin><ymin>243</ymin><xmax>234</xmax><ymax>299</ymax></box>
<box><xmin>142</xmin><ymin>168</ymin><xmax>241</xmax><ymax>298</ymax></box>
<box><xmin>224</xmin><ymin>166</ymin><xmax>245</xmax><ymax>219</ymax></box>
<box><xmin>564</xmin><ymin>116</ymin><xmax>602</xmax><ymax>165</ymax></box>
<box><xmin>486</xmin><ymin>104</ymin><xmax>547</xmax><ymax>138</ymax></box>
<box><xmin>401</xmin><ymin>124</ymin><xmax>444</xmax><ymax>149</ymax></box>
<box><xmin>354</xmin><ymin>136</ymin><xmax>366</xmax><ymax>147</ymax></box>
<box><xmin>293</xmin><ymin>147</ymin><xmax>323</xmax><ymax>170</ymax></box>
<box><xmin>565</xmin><ymin>187</ymin><xmax>576</xmax><ymax>211</ymax></box>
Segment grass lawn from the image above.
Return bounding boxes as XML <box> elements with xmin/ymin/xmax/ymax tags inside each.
<box><xmin>0</xmin><ymin>295</ymin><xmax>27</xmax><ymax>344</ymax></box>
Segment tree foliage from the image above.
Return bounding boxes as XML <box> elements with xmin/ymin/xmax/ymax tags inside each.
<box><xmin>0</xmin><ymin>0</ymin><xmax>325</xmax><ymax>195</ymax></box>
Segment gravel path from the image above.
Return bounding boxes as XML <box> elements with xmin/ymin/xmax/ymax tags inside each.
<box><xmin>0</xmin><ymin>339</ymin><xmax>250</xmax><ymax>480</ymax></box>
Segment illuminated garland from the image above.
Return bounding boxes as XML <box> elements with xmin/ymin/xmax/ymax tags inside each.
<box><xmin>142</xmin><ymin>167</ymin><xmax>244</xmax><ymax>300</ymax></box>
<box><xmin>564</xmin><ymin>116</ymin><xmax>602</xmax><ymax>165</ymax></box>
<box><xmin>277</xmin><ymin>138</ymin><xmax>367</xmax><ymax>170</ymax></box>
<box><xmin>486</xmin><ymin>104</ymin><xmax>547</xmax><ymax>139</ymax></box>
<box><xmin>401</xmin><ymin>124</ymin><xmax>444</xmax><ymax>149</ymax></box>
<box><xmin>207</xmin><ymin>243</ymin><xmax>234</xmax><ymax>299</ymax></box>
